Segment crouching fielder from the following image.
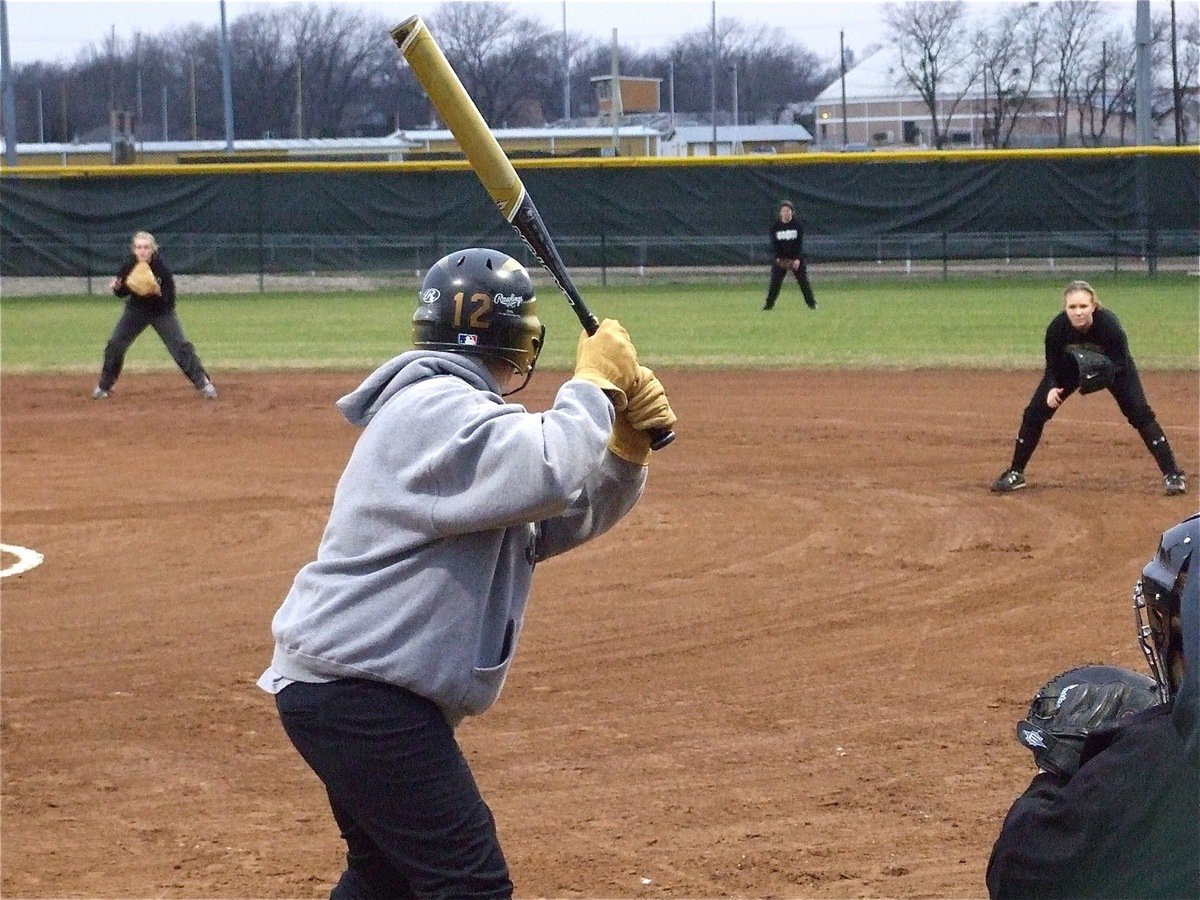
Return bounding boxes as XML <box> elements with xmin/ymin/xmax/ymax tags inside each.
<box><xmin>257</xmin><ymin>248</ymin><xmax>675</xmax><ymax>899</ymax></box>
<box><xmin>991</xmin><ymin>280</ymin><xmax>1186</xmax><ymax>496</ymax></box>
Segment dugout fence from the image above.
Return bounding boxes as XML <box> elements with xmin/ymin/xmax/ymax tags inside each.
<box><xmin>2</xmin><ymin>147</ymin><xmax>1196</xmax><ymax>289</ymax></box>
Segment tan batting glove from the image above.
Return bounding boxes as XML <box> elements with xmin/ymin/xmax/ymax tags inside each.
<box><xmin>607</xmin><ymin>367</ymin><xmax>677</xmax><ymax>466</ymax></box>
<box><xmin>574</xmin><ymin>319</ymin><xmax>638</xmax><ymax>412</ymax></box>
<box><xmin>622</xmin><ymin>366</ymin><xmax>677</xmax><ymax>432</ymax></box>
<box><xmin>608</xmin><ymin>411</ymin><xmax>652</xmax><ymax>465</ymax></box>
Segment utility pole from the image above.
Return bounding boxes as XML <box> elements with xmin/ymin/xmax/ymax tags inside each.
<box><xmin>730</xmin><ymin>62</ymin><xmax>739</xmax><ymax>153</ymax></box>
<box><xmin>839</xmin><ymin>30</ymin><xmax>848</xmax><ymax>147</ymax></box>
<box><xmin>135</xmin><ymin>32</ymin><xmax>143</xmax><ymax>132</ymax></box>
<box><xmin>219</xmin><ymin>0</ymin><xmax>235</xmax><ymax>152</ymax></box>
<box><xmin>294</xmin><ymin>58</ymin><xmax>303</xmax><ymax>138</ymax></box>
<box><xmin>668</xmin><ymin>56</ymin><xmax>675</xmax><ymax>132</ymax></box>
<box><xmin>189</xmin><ymin>56</ymin><xmax>197</xmax><ymax>139</ymax></box>
<box><xmin>1170</xmin><ymin>0</ymin><xmax>1182</xmax><ymax>144</ymax></box>
<box><xmin>609</xmin><ymin>28</ymin><xmax>621</xmax><ymax>155</ymax></box>
<box><xmin>710</xmin><ymin>1</ymin><xmax>717</xmax><ymax>154</ymax></box>
<box><xmin>1135</xmin><ymin>0</ymin><xmax>1151</xmax><ymax>145</ymax></box>
<box><xmin>561</xmin><ymin>0</ymin><xmax>570</xmax><ymax>121</ymax></box>
<box><xmin>1</xmin><ymin>0</ymin><xmax>16</xmax><ymax>165</ymax></box>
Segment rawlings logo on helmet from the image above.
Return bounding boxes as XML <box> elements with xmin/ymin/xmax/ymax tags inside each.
<box><xmin>420</xmin><ymin>288</ymin><xmax>441</xmax><ymax>304</ymax></box>
<box><xmin>493</xmin><ymin>292</ymin><xmax>526</xmax><ymax>313</ymax></box>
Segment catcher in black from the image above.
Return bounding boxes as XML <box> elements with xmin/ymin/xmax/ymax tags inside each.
<box><xmin>991</xmin><ymin>280</ymin><xmax>1186</xmax><ymax>496</ymax></box>
<box><xmin>987</xmin><ymin>513</ymin><xmax>1200</xmax><ymax>899</ymax></box>
<box><xmin>761</xmin><ymin>200</ymin><xmax>817</xmax><ymax>311</ymax></box>
<box><xmin>93</xmin><ymin>230</ymin><xmax>217</xmax><ymax>400</ymax></box>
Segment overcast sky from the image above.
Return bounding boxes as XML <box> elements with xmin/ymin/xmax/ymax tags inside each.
<box><xmin>3</xmin><ymin>0</ymin><xmax>950</xmax><ymax>67</ymax></box>
<box><xmin>4</xmin><ymin>0</ymin><xmax>1151</xmax><ymax>68</ymax></box>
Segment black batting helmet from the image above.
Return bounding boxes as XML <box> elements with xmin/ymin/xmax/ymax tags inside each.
<box><xmin>1135</xmin><ymin>513</ymin><xmax>1199</xmax><ymax>702</ymax></box>
<box><xmin>413</xmin><ymin>248</ymin><xmax>545</xmax><ymax>394</ymax></box>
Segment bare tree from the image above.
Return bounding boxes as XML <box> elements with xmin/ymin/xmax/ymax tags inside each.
<box><xmin>230</xmin><ymin>9</ymin><xmax>294</xmax><ymax>138</ymax></box>
<box><xmin>1074</xmin><ymin>26</ymin><xmax>1136</xmax><ymax>146</ymax></box>
<box><xmin>425</xmin><ymin>2</ymin><xmax>558</xmax><ymax>127</ymax></box>
<box><xmin>883</xmin><ymin>0</ymin><xmax>980</xmax><ymax>149</ymax></box>
<box><xmin>1043</xmin><ymin>0</ymin><xmax>1104</xmax><ymax>146</ymax></box>
<box><xmin>1152</xmin><ymin>2</ymin><xmax>1200</xmax><ymax>143</ymax></box>
<box><xmin>974</xmin><ymin>3</ymin><xmax>1048</xmax><ymax>148</ymax></box>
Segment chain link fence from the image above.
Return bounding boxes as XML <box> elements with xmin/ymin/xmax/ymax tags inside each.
<box><xmin>2</xmin><ymin>229</ymin><xmax>1196</xmax><ymax>295</ymax></box>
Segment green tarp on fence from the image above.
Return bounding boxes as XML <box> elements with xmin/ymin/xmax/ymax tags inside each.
<box><xmin>2</xmin><ymin>151</ymin><xmax>1196</xmax><ymax>276</ymax></box>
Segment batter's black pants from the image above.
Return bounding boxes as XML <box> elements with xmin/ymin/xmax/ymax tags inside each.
<box><xmin>98</xmin><ymin>303</ymin><xmax>210</xmax><ymax>391</ymax></box>
<box><xmin>1008</xmin><ymin>363</ymin><xmax>1181</xmax><ymax>477</ymax></box>
<box><xmin>275</xmin><ymin>678</ymin><xmax>512</xmax><ymax>900</ymax></box>
<box><xmin>763</xmin><ymin>259</ymin><xmax>816</xmax><ymax>309</ymax></box>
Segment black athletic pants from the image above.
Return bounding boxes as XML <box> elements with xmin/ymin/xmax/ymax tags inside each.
<box><xmin>276</xmin><ymin>678</ymin><xmax>512</xmax><ymax>900</ymax></box>
<box><xmin>98</xmin><ymin>303</ymin><xmax>209</xmax><ymax>391</ymax></box>
<box><xmin>1009</xmin><ymin>363</ymin><xmax>1181</xmax><ymax>476</ymax></box>
<box><xmin>763</xmin><ymin>259</ymin><xmax>816</xmax><ymax>309</ymax></box>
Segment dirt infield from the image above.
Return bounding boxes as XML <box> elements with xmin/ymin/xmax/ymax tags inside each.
<box><xmin>2</xmin><ymin>367</ymin><xmax>1196</xmax><ymax>899</ymax></box>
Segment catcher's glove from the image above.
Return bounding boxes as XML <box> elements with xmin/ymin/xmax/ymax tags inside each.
<box><xmin>124</xmin><ymin>260</ymin><xmax>161</xmax><ymax>297</ymax></box>
<box><xmin>1016</xmin><ymin>664</ymin><xmax>1159</xmax><ymax>778</ymax></box>
<box><xmin>1065</xmin><ymin>345</ymin><xmax>1115</xmax><ymax>395</ymax></box>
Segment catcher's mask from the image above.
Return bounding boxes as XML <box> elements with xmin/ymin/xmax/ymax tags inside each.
<box><xmin>1134</xmin><ymin>513</ymin><xmax>1199</xmax><ymax>703</ymax></box>
<box><xmin>413</xmin><ymin>248</ymin><xmax>544</xmax><ymax>396</ymax></box>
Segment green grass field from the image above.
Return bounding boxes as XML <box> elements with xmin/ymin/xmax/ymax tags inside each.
<box><xmin>2</xmin><ymin>274</ymin><xmax>1197</xmax><ymax>374</ymax></box>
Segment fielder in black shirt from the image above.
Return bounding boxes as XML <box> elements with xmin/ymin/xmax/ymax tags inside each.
<box><xmin>991</xmin><ymin>280</ymin><xmax>1186</xmax><ymax>495</ymax></box>
<box><xmin>761</xmin><ymin>200</ymin><xmax>817</xmax><ymax>311</ymax></box>
<box><xmin>987</xmin><ymin>515</ymin><xmax>1200</xmax><ymax>899</ymax></box>
<box><xmin>93</xmin><ymin>230</ymin><xmax>217</xmax><ymax>401</ymax></box>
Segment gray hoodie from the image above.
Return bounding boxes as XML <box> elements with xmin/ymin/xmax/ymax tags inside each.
<box><xmin>260</xmin><ymin>351</ymin><xmax>646</xmax><ymax>726</ymax></box>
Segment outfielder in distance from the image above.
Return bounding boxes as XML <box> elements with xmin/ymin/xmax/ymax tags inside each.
<box><xmin>761</xmin><ymin>200</ymin><xmax>818</xmax><ymax>312</ymax></box>
<box><xmin>987</xmin><ymin>513</ymin><xmax>1200</xmax><ymax>897</ymax></box>
<box><xmin>990</xmin><ymin>279</ymin><xmax>1187</xmax><ymax>496</ymax></box>
<box><xmin>257</xmin><ymin>248</ymin><xmax>675</xmax><ymax>898</ymax></box>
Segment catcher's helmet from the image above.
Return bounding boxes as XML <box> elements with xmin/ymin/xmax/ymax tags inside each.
<box><xmin>413</xmin><ymin>248</ymin><xmax>544</xmax><ymax>395</ymax></box>
<box><xmin>1135</xmin><ymin>513</ymin><xmax>1199</xmax><ymax>702</ymax></box>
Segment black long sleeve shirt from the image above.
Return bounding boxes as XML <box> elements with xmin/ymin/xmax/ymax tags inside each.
<box><xmin>769</xmin><ymin>217</ymin><xmax>803</xmax><ymax>260</ymax></box>
<box><xmin>1043</xmin><ymin>307</ymin><xmax>1133</xmax><ymax>393</ymax></box>
<box><xmin>987</xmin><ymin>705</ymin><xmax>1200</xmax><ymax>899</ymax></box>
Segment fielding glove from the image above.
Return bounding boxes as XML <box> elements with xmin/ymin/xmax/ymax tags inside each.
<box><xmin>124</xmin><ymin>261</ymin><xmax>161</xmax><ymax>297</ymax></box>
<box><xmin>1015</xmin><ymin>664</ymin><xmax>1159</xmax><ymax>778</ymax></box>
<box><xmin>574</xmin><ymin>319</ymin><xmax>638</xmax><ymax>411</ymax></box>
<box><xmin>608</xmin><ymin>367</ymin><xmax>677</xmax><ymax>465</ymax></box>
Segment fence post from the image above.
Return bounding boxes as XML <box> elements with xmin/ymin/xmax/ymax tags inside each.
<box><xmin>256</xmin><ymin>173</ymin><xmax>265</xmax><ymax>293</ymax></box>
<box><xmin>600</xmin><ymin>224</ymin><xmax>607</xmax><ymax>287</ymax></box>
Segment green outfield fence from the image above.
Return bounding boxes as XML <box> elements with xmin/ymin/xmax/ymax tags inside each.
<box><xmin>2</xmin><ymin>147</ymin><xmax>1197</xmax><ymax>286</ymax></box>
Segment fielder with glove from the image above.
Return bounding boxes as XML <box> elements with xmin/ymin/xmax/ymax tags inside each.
<box><xmin>990</xmin><ymin>279</ymin><xmax>1185</xmax><ymax>495</ymax></box>
<box><xmin>987</xmin><ymin>514</ymin><xmax>1200</xmax><ymax>899</ymax></box>
<box><xmin>93</xmin><ymin>230</ymin><xmax>217</xmax><ymax>400</ymax></box>
<box><xmin>258</xmin><ymin>248</ymin><xmax>672</xmax><ymax>899</ymax></box>
<box><xmin>761</xmin><ymin>200</ymin><xmax>817</xmax><ymax>311</ymax></box>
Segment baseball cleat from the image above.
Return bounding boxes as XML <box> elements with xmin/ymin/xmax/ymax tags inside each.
<box><xmin>200</xmin><ymin>380</ymin><xmax>218</xmax><ymax>400</ymax></box>
<box><xmin>92</xmin><ymin>386</ymin><xmax>110</xmax><ymax>399</ymax></box>
<box><xmin>991</xmin><ymin>469</ymin><xmax>1027</xmax><ymax>492</ymax></box>
<box><xmin>1164</xmin><ymin>472</ymin><xmax>1187</xmax><ymax>496</ymax></box>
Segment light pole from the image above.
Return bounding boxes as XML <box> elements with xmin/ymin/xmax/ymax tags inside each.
<box><xmin>729</xmin><ymin>62</ymin><xmax>740</xmax><ymax>154</ymax></box>
<box><xmin>668</xmin><ymin>56</ymin><xmax>675</xmax><ymax>132</ymax></box>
